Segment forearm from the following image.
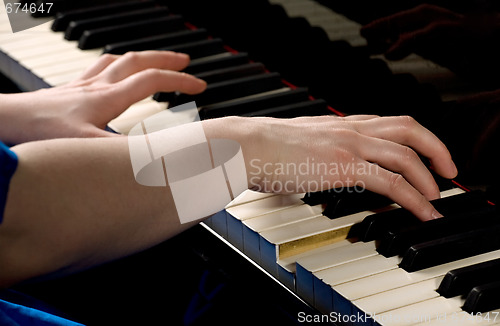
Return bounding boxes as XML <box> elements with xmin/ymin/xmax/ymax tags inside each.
<box><xmin>0</xmin><ymin>136</ymin><xmax>197</xmax><ymax>287</ymax></box>
<box><xmin>0</xmin><ymin>117</ymin><xmax>263</xmax><ymax>287</ymax></box>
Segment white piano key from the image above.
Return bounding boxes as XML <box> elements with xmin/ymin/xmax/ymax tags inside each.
<box><xmin>225</xmin><ymin>193</ymin><xmax>304</xmax><ymax>254</ymax></box>
<box><xmin>0</xmin><ymin>25</ymin><xmax>62</xmax><ymax>47</ymax></box>
<box><xmin>334</xmin><ymin>249</ymin><xmax>500</xmax><ymax>302</ymax></box>
<box><xmin>259</xmin><ymin>215</ymin><xmax>351</xmax><ymax>277</ymax></box>
<box><xmin>44</xmin><ymin>71</ymin><xmax>84</xmax><ymax>87</ymax></box>
<box><xmin>353</xmin><ymin>277</ymin><xmax>443</xmax><ymax>316</ymax></box>
<box><xmin>258</xmin><ymin>203</ymin><xmax>385</xmax><ymax>263</ymax></box>
<box><xmin>0</xmin><ymin>25</ymin><xmax>52</xmax><ymax>43</ymax></box>
<box><xmin>296</xmin><ymin>241</ymin><xmax>377</xmax><ymax>305</ymax></box>
<box><xmin>259</xmin><ymin>215</ymin><xmax>356</xmax><ymax>258</ymax></box>
<box><xmin>244</xmin><ymin>203</ymin><xmax>323</xmax><ymax>232</ymax></box>
<box><xmin>1</xmin><ymin>33</ymin><xmax>66</xmax><ymax>50</ymax></box>
<box><xmin>10</xmin><ymin>43</ymin><xmax>88</xmax><ymax>61</ymax></box>
<box><xmin>33</xmin><ymin>56</ymin><xmax>98</xmax><ymax>78</ymax></box>
<box><xmin>241</xmin><ymin>203</ymin><xmax>322</xmax><ymax>264</ymax></box>
<box><xmin>226</xmin><ymin>190</ymin><xmax>277</xmax><ymax>209</ymax></box>
<box><xmin>312</xmin><ymin>255</ymin><xmax>402</xmax><ymax>313</ymax></box>
<box><xmin>22</xmin><ymin>48</ymin><xmax>101</xmax><ymax>69</ymax></box>
<box><xmin>226</xmin><ymin>193</ymin><xmax>305</xmax><ymax>220</ymax></box>
<box><xmin>277</xmin><ymin>240</ymin><xmax>352</xmax><ymax>290</ymax></box>
<box><xmin>315</xmin><ymin>255</ymin><xmax>402</xmax><ymax>287</ymax></box>
<box><xmin>375</xmin><ymin>297</ymin><xmax>464</xmax><ymax>326</ymax></box>
<box><xmin>258</xmin><ymin>210</ymin><xmax>359</xmax><ymax>264</ymax></box>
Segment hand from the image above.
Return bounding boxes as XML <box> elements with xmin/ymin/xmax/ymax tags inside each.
<box><xmin>0</xmin><ymin>51</ymin><xmax>207</xmax><ymax>144</ymax></box>
<box><xmin>361</xmin><ymin>4</ymin><xmax>465</xmax><ymax>60</ymax></box>
<box><xmin>207</xmin><ymin>115</ymin><xmax>458</xmax><ymax>221</ymax></box>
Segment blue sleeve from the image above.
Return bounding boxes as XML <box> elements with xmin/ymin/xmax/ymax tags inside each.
<box><xmin>0</xmin><ymin>299</ymin><xmax>84</xmax><ymax>326</ymax></box>
<box><xmin>0</xmin><ymin>141</ymin><xmax>18</xmax><ymax>224</ymax></box>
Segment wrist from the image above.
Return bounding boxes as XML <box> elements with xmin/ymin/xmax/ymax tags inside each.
<box><xmin>202</xmin><ymin>116</ymin><xmax>273</xmax><ymax>191</ymax></box>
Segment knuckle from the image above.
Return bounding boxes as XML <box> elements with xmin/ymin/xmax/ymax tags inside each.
<box><xmin>140</xmin><ymin>68</ymin><xmax>162</xmax><ymax>79</ymax></box>
<box><xmin>398</xmin><ymin>115</ymin><xmax>418</xmax><ymax>133</ymax></box>
<box><xmin>122</xmin><ymin>51</ymin><xmax>141</xmax><ymax>64</ymax></box>
<box><xmin>400</xmin><ymin>115</ymin><xmax>416</xmax><ymax>126</ymax></box>
<box><xmin>99</xmin><ymin>53</ymin><xmax>117</xmax><ymax>64</ymax></box>
<box><xmin>388</xmin><ymin>173</ymin><xmax>406</xmax><ymax>192</ymax></box>
<box><xmin>400</xmin><ymin>146</ymin><xmax>419</xmax><ymax>167</ymax></box>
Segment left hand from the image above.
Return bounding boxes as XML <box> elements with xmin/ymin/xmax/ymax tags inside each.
<box><xmin>0</xmin><ymin>51</ymin><xmax>207</xmax><ymax>144</ymax></box>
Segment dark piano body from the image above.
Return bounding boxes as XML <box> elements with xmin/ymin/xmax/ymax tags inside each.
<box><xmin>1</xmin><ymin>0</ymin><xmax>500</xmax><ymax>325</ymax></box>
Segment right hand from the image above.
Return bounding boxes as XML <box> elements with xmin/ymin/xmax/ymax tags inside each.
<box><xmin>204</xmin><ymin>114</ymin><xmax>458</xmax><ymax>221</ymax></box>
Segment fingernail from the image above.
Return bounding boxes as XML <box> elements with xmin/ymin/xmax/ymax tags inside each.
<box><xmin>431</xmin><ymin>209</ymin><xmax>443</xmax><ymax>220</ymax></box>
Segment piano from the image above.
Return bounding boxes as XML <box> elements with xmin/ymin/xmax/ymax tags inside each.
<box><xmin>1</xmin><ymin>0</ymin><xmax>499</xmax><ymax>325</ymax></box>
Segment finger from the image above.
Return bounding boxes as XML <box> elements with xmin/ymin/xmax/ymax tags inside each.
<box><xmin>74</xmin><ymin>54</ymin><xmax>120</xmax><ymax>81</ymax></box>
<box><xmin>361</xmin><ymin>4</ymin><xmax>461</xmax><ymax>40</ymax></box>
<box><xmin>355</xmin><ymin>134</ymin><xmax>441</xmax><ymax>200</ymax></box>
<box><xmin>104</xmin><ymin>69</ymin><xmax>207</xmax><ymax>119</ymax></box>
<box><xmin>385</xmin><ymin>21</ymin><xmax>460</xmax><ymax>60</ymax></box>
<box><xmin>353</xmin><ymin>116</ymin><xmax>458</xmax><ymax>179</ymax></box>
<box><xmin>359</xmin><ymin>163</ymin><xmax>442</xmax><ymax>221</ymax></box>
<box><xmin>98</xmin><ymin>51</ymin><xmax>191</xmax><ymax>83</ymax></box>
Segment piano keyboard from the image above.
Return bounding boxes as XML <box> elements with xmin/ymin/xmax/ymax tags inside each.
<box><xmin>1</xmin><ymin>1</ymin><xmax>500</xmax><ymax>325</ymax></box>
<box><xmin>205</xmin><ymin>186</ymin><xmax>500</xmax><ymax>326</ymax></box>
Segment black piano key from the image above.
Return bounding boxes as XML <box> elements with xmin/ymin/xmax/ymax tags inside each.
<box><xmin>78</xmin><ymin>16</ymin><xmax>185</xmax><ymax>50</ymax></box>
<box><xmin>430</xmin><ymin>169</ymin><xmax>457</xmax><ymax>191</ymax></box>
<box><xmin>438</xmin><ymin>258</ymin><xmax>500</xmax><ymax>298</ymax></box>
<box><xmin>183</xmin><ymin>53</ymin><xmax>250</xmax><ymax>75</ymax></box>
<box><xmin>194</xmin><ymin>63</ymin><xmax>266</xmax><ymax>84</ymax></box>
<box><xmin>399</xmin><ymin>222</ymin><xmax>500</xmax><ymax>272</ymax></box>
<box><xmin>199</xmin><ymin>88</ymin><xmax>309</xmax><ymax>119</ymax></box>
<box><xmin>103</xmin><ymin>29</ymin><xmax>208</xmax><ymax>55</ymax></box>
<box><xmin>65</xmin><ymin>7</ymin><xmax>170</xmax><ymax>41</ymax></box>
<box><xmin>51</xmin><ymin>0</ymin><xmax>156</xmax><ymax>31</ymax></box>
<box><xmin>157</xmin><ymin>38</ymin><xmax>227</xmax><ymax>60</ymax></box>
<box><xmin>377</xmin><ymin>192</ymin><xmax>495</xmax><ymax>257</ymax></box>
<box><xmin>378</xmin><ymin>207</ymin><xmax>498</xmax><ymax>257</ymax></box>
<box><xmin>320</xmin><ymin>189</ymin><xmax>394</xmax><ymax>220</ymax></box>
<box><xmin>240</xmin><ymin>99</ymin><xmax>330</xmax><ymax>118</ymax></box>
<box><xmin>353</xmin><ymin>208</ymin><xmax>418</xmax><ymax>242</ymax></box>
<box><xmin>463</xmin><ymin>281</ymin><xmax>500</xmax><ymax>314</ymax></box>
<box><xmin>354</xmin><ymin>190</ymin><xmax>486</xmax><ymax>242</ymax></box>
<box><xmin>302</xmin><ymin>189</ymin><xmax>334</xmax><ymax>206</ymax></box>
<box><xmin>155</xmin><ymin>72</ymin><xmax>284</xmax><ymax>107</ymax></box>
<box><xmin>378</xmin><ymin>207</ymin><xmax>498</xmax><ymax>258</ymax></box>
